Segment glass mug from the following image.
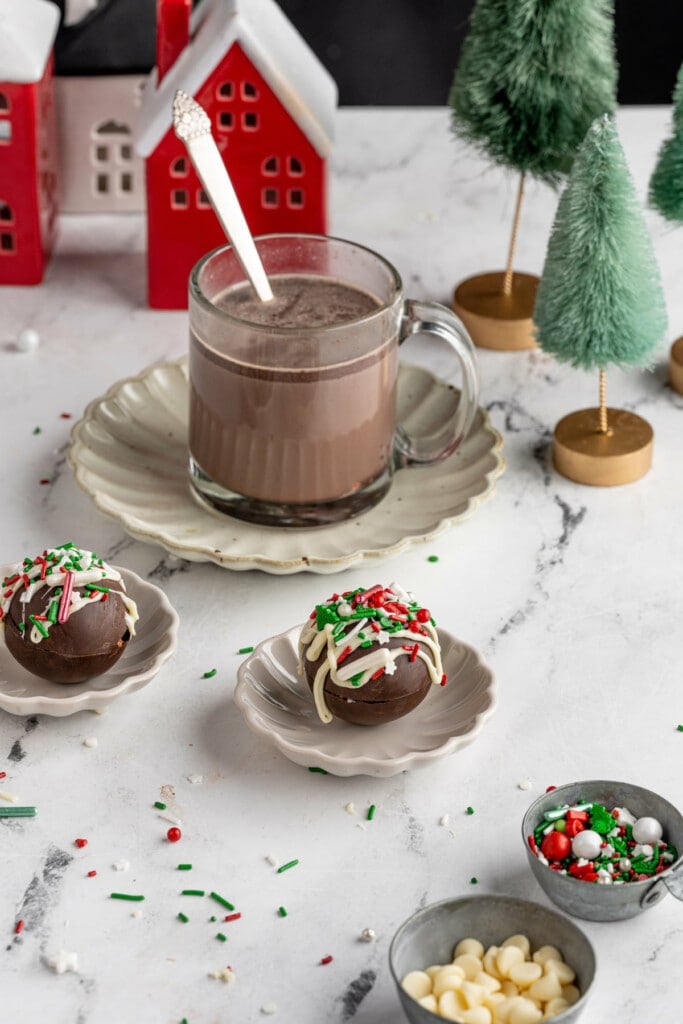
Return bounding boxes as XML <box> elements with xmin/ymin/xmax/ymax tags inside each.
<box><xmin>188</xmin><ymin>234</ymin><xmax>480</xmax><ymax>527</ymax></box>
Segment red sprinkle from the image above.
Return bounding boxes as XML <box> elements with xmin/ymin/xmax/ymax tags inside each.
<box><xmin>224</xmin><ymin>912</ymin><xmax>242</xmax><ymax>922</ymax></box>
<box><xmin>336</xmin><ymin>646</ymin><xmax>352</xmax><ymax>665</ymax></box>
<box><xmin>409</xmin><ymin>643</ymin><xmax>419</xmax><ymax>663</ymax></box>
<box><xmin>527</xmin><ymin>834</ymin><xmax>538</xmax><ymax>855</ymax></box>
<box><xmin>0</xmin><ymin>772</ymin><xmax>6</xmax><ymax>780</ymax></box>
<box><xmin>60</xmin><ymin>413</ymin><xmax>72</xmax><ymax>419</ymax></box>
<box><xmin>320</xmin><ymin>955</ymin><xmax>333</xmax><ymax>966</ymax></box>
<box><xmin>370</xmin><ymin>622</ymin><xmax>381</xmax><ymax>632</ymax></box>
<box><xmin>87</xmin><ymin>870</ymin><xmax>97</xmax><ymax>878</ymax></box>
<box><xmin>167</xmin><ymin>827</ymin><xmax>182</xmax><ymax>843</ymax></box>
<box><xmin>39</xmin><ymin>479</ymin><xmax>50</xmax><ymax>486</ymax></box>
<box><xmin>440</xmin><ymin>674</ymin><xmax>448</xmax><ymax>686</ymax></box>
<box><xmin>14</xmin><ymin>920</ymin><xmax>24</xmax><ymax>935</ymax></box>
<box><xmin>74</xmin><ymin>838</ymin><xmax>88</xmax><ymax>848</ymax></box>
<box><xmin>58</xmin><ymin>571</ymin><xmax>75</xmax><ymax>624</ymax></box>
<box><xmin>370</xmin><ymin>668</ymin><xmax>384</xmax><ymax>681</ymax></box>
<box><xmin>545</xmin><ymin>785</ymin><xmax>557</xmax><ymax>793</ymax></box>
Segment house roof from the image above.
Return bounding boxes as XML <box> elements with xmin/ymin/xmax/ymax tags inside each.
<box><xmin>0</xmin><ymin>0</ymin><xmax>60</xmax><ymax>84</ymax></box>
<box><xmin>135</xmin><ymin>0</ymin><xmax>337</xmax><ymax>159</ymax></box>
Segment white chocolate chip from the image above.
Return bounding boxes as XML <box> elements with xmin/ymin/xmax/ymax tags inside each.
<box><xmin>454</xmin><ymin>937</ymin><xmax>484</xmax><ymax>959</ymax></box>
<box><xmin>401</xmin><ymin>970</ymin><xmax>432</xmax><ymax>1000</ymax></box>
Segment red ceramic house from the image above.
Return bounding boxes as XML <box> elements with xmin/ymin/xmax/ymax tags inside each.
<box><xmin>136</xmin><ymin>0</ymin><xmax>337</xmax><ymax>309</ymax></box>
<box><xmin>0</xmin><ymin>0</ymin><xmax>60</xmax><ymax>286</ymax></box>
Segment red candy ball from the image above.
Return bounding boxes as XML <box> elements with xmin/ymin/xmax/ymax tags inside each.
<box><xmin>540</xmin><ymin>831</ymin><xmax>571</xmax><ymax>861</ymax></box>
<box><xmin>167</xmin><ymin>827</ymin><xmax>182</xmax><ymax>843</ymax></box>
<box><xmin>416</xmin><ymin>608</ymin><xmax>431</xmax><ymax>623</ymax></box>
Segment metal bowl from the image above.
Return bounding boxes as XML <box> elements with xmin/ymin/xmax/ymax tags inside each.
<box><xmin>389</xmin><ymin>894</ymin><xmax>595</xmax><ymax>1024</ymax></box>
<box><xmin>522</xmin><ymin>780</ymin><xmax>683</xmax><ymax>922</ymax></box>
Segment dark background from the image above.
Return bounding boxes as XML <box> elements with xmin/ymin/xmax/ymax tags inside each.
<box><xmin>54</xmin><ymin>0</ymin><xmax>683</xmax><ymax>105</ymax></box>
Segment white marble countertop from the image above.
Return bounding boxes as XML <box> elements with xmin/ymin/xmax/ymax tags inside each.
<box><xmin>2</xmin><ymin>107</ymin><xmax>682</xmax><ymax>1024</ymax></box>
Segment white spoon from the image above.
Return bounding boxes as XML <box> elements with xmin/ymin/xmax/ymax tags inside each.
<box><xmin>172</xmin><ymin>90</ymin><xmax>274</xmax><ymax>303</ymax></box>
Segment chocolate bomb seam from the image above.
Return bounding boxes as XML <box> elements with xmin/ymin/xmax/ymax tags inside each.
<box><xmin>0</xmin><ymin>543</ymin><xmax>138</xmax><ymax>643</ymax></box>
<box><xmin>298</xmin><ymin>583</ymin><xmax>446</xmax><ymax>724</ymax></box>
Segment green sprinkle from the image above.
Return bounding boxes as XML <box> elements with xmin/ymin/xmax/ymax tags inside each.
<box><xmin>360</xmin><ymin>641</ymin><xmax>373</xmax><ymax>648</ymax></box>
<box><xmin>17</xmin><ymin>622</ymin><xmax>25</xmax><ymax>633</ymax></box>
<box><xmin>470</xmin><ymin>877</ymin><xmax>478</xmax><ymax>885</ymax></box>
<box><xmin>202</xmin><ymin>668</ymin><xmax>217</xmax><ymax>678</ymax></box>
<box><xmin>110</xmin><ymin>893</ymin><xmax>145</xmax><ymax>902</ymax></box>
<box><xmin>33</xmin><ymin>426</ymin><xmax>41</xmax><ymax>435</ymax></box>
<box><xmin>427</xmin><ymin>555</ymin><xmax>439</xmax><ymax>563</ymax></box>
<box><xmin>181</xmin><ymin>1019</ymin><xmax>189</xmax><ymax>1024</ymax></box>
<box><xmin>209</xmin><ymin>916</ymin><xmax>217</xmax><ymax>922</ymax></box>
<box><xmin>237</xmin><ymin>646</ymin><xmax>254</xmax><ymax>655</ymax></box>
<box><xmin>278</xmin><ymin>906</ymin><xmax>288</xmax><ymax>917</ymax></box>
<box><xmin>0</xmin><ymin>806</ymin><xmax>36</xmax><ymax>818</ymax></box>
<box><xmin>216</xmin><ymin>932</ymin><xmax>227</xmax><ymax>942</ymax></box>
<box><xmin>210</xmin><ymin>891</ymin><xmax>235</xmax><ymax>910</ymax></box>
<box><xmin>367</xmin><ymin>804</ymin><xmax>376</xmax><ymax>821</ymax></box>
<box><xmin>181</xmin><ymin>889</ymin><xmax>205</xmax><ymax>897</ymax></box>
<box><xmin>350</xmin><ymin>672</ymin><xmax>364</xmax><ymax>686</ymax></box>
<box><xmin>58</xmin><ymin>542</ymin><xmax>75</xmax><ymax>550</ymax></box>
<box><xmin>277</xmin><ymin>859</ymin><xmax>299</xmax><ymax>874</ymax></box>
<box><xmin>177</xmin><ymin>864</ymin><xmax>192</xmax><ymax>870</ymax></box>
<box><xmin>47</xmin><ymin>600</ymin><xmax>59</xmax><ymax>624</ymax></box>
<box><xmin>678</xmin><ymin>725</ymin><xmax>683</xmax><ymax>732</ymax></box>
<box><xmin>154</xmin><ymin>801</ymin><xmax>166</xmax><ymax>810</ymax></box>
<box><xmin>307</xmin><ymin>767</ymin><xmax>329</xmax><ymax>774</ymax></box>
<box><xmin>316</xmin><ymin>603</ymin><xmax>340</xmax><ymax>630</ymax></box>
<box><xmin>29</xmin><ymin>615</ymin><xmax>49</xmax><ymax>639</ymax></box>
<box><xmin>177</xmin><ymin>912</ymin><xmax>189</xmax><ymax>923</ymax></box>
<box><xmin>84</xmin><ymin>583</ymin><xmax>111</xmax><ymax>593</ymax></box>
<box><xmin>466</xmin><ymin>806</ymin><xmax>474</xmax><ymax>815</ymax></box>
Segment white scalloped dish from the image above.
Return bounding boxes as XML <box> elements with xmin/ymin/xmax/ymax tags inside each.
<box><xmin>234</xmin><ymin>625</ymin><xmax>497</xmax><ymax>777</ymax></box>
<box><xmin>68</xmin><ymin>358</ymin><xmax>504</xmax><ymax>574</ymax></box>
<box><xmin>0</xmin><ymin>566</ymin><xmax>179</xmax><ymax>717</ymax></box>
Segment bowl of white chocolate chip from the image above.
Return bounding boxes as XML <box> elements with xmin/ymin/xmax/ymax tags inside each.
<box><xmin>389</xmin><ymin>895</ymin><xmax>595</xmax><ymax>1024</ymax></box>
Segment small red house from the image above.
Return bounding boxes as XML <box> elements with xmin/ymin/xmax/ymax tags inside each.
<box><xmin>136</xmin><ymin>0</ymin><xmax>337</xmax><ymax>309</ymax></box>
<box><xmin>0</xmin><ymin>0</ymin><xmax>60</xmax><ymax>286</ymax></box>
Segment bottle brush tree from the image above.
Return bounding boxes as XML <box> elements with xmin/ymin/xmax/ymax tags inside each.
<box><xmin>535</xmin><ymin>115</ymin><xmax>667</xmax><ymax>462</ymax></box>
<box><xmin>449</xmin><ymin>0</ymin><xmax>617</xmax><ymax>296</ymax></box>
<box><xmin>649</xmin><ymin>63</ymin><xmax>683</xmax><ymax>224</ymax></box>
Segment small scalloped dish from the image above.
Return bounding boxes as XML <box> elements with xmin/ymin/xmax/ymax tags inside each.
<box><xmin>0</xmin><ymin>566</ymin><xmax>179</xmax><ymax>717</ymax></box>
<box><xmin>234</xmin><ymin>625</ymin><xmax>497</xmax><ymax>777</ymax></box>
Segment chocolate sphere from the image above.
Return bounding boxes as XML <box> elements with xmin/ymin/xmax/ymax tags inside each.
<box><xmin>4</xmin><ymin>578</ymin><xmax>130</xmax><ymax>684</ymax></box>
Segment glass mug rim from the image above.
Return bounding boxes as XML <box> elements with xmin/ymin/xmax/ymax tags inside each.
<box><xmin>188</xmin><ymin>232</ymin><xmax>404</xmax><ymax>336</ymax></box>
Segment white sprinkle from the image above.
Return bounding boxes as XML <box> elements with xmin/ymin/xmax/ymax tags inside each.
<box><xmin>360</xmin><ymin>928</ymin><xmax>376</xmax><ymax>942</ymax></box>
<box><xmin>47</xmin><ymin>949</ymin><xmax>79</xmax><ymax>974</ymax></box>
<box><xmin>265</xmin><ymin>854</ymin><xmax>278</xmax><ymax>867</ymax></box>
<box><xmin>439</xmin><ymin>814</ymin><xmax>450</xmax><ymax>827</ymax></box>
<box><xmin>187</xmin><ymin>774</ymin><xmax>203</xmax><ymax>785</ymax></box>
<box><xmin>345</xmin><ymin>802</ymin><xmax>357</xmax><ymax>815</ymax></box>
<box><xmin>518</xmin><ymin>779</ymin><xmax>532</xmax><ymax>791</ymax></box>
<box><xmin>337</xmin><ymin>601</ymin><xmax>353</xmax><ymax>617</ymax></box>
<box><xmin>355</xmin><ymin>823</ymin><xmax>367</xmax><ymax>831</ymax></box>
<box><xmin>448</xmin><ymin>829</ymin><xmax>457</xmax><ymax>840</ymax></box>
<box><xmin>261</xmin><ymin>1003</ymin><xmax>277</xmax><ymax>1015</ymax></box>
<box><xmin>16</xmin><ymin>327</ymin><xmax>40</xmax><ymax>352</ymax></box>
<box><xmin>131</xmin><ymin>909</ymin><xmax>143</xmax><ymax>919</ymax></box>
<box><xmin>93</xmin><ymin>707</ymin><xmax>109</xmax><ymax>715</ymax></box>
<box><xmin>0</xmin><ymin>790</ymin><xmax>19</xmax><ymax>804</ymax></box>
<box><xmin>113</xmin><ymin>860</ymin><xmax>130</xmax><ymax>872</ymax></box>
<box><xmin>158</xmin><ymin>812</ymin><xmax>182</xmax><ymax>827</ymax></box>
<box><xmin>209</xmin><ymin>967</ymin><xmax>235</xmax><ymax>983</ymax></box>
<box><xmin>83</xmin><ymin>737</ymin><xmax>98</xmax><ymax>748</ymax></box>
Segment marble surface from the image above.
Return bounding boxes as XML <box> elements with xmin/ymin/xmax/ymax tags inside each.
<box><xmin>2</xmin><ymin>107</ymin><xmax>683</xmax><ymax>1023</ymax></box>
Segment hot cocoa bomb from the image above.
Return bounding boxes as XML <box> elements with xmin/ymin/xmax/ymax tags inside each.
<box><xmin>299</xmin><ymin>584</ymin><xmax>445</xmax><ymax>726</ymax></box>
<box><xmin>1</xmin><ymin>545</ymin><xmax>139</xmax><ymax>684</ymax></box>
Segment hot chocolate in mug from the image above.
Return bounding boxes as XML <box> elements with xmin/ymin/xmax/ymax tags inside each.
<box><xmin>188</xmin><ymin>234</ymin><xmax>480</xmax><ymax>526</ymax></box>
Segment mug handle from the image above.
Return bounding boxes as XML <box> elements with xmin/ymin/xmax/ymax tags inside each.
<box><xmin>394</xmin><ymin>300</ymin><xmax>481</xmax><ymax>466</ymax></box>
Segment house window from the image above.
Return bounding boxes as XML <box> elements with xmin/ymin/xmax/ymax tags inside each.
<box><xmin>0</xmin><ymin>92</ymin><xmax>9</xmax><ymax>112</ymax></box>
<box><xmin>288</xmin><ymin>157</ymin><xmax>303</xmax><ymax>176</ymax></box>
<box><xmin>120</xmin><ymin>173</ymin><xmax>133</xmax><ymax>193</ymax></box>
<box><xmin>241</xmin><ymin>81</ymin><xmax>258</xmax><ymax>100</ymax></box>
<box><xmin>242</xmin><ymin>111</ymin><xmax>258</xmax><ymax>131</ymax></box>
<box><xmin>171</xmin><ymin>189</ymin><xmax>189</xmax><ymax>209</ymax></box>
<box><xmin>96</xmin><ymin>145</ymin><xmax>108</xmax><ymax>161</ymax></box>
<box><xmin>1</xmin><ymin>231</ymin><xmax>15</xmax><ymax>252</ymax></box>
<box><xmin>262</xmin><ymin>188</ymin><xmax>278</xmax><ymax>209</ymax></box>
<box><xmin>0</xmin><ymin>201</ymin><xmax>13</xmax><ymax>223</ymax></box>
<box><xmin>170</xmin><ymin>156</ymin><xmax>188</xmax><ymax>177</ymax></box>
<box><xmin>287</xmin><ymin>188</ymin><xmax>304</xmax><ymax>209</ymax></box>
<box><xmin>0</xmin><ymin>121</ymin><xmax>12</xmax><ymax>143</ymax></box>
<box><xmin>217</xmin><ymin>82</ymin><xmax>233</xmax><ymax>100</ymax></box>
<box><xmin>96</xmin><ymin>173</ymin><xmax>109</xmax><ymax>193</ymax></box>
<box><xmin>120</xmin><ymin>144</ymin><xmax>132</xmax><ymax>161</ymax></box>
<box><xmin>91</xmin><ymin>120</ymin><xmax>132</xmax><ymax>198</ymax></box>
<box><xmin>197</xmin><ymin>189</ymin><xmax>210</xmax><ymax>209</ymax></box>
<box><xmin>262</xmin><ymin>156</ymin><xmax>279</xmax><ymax>176</ymax></box>
<box><xmin>218</xmin><ymin>111</ymin><xmax>233</xmax><ymax>130</ymax></box>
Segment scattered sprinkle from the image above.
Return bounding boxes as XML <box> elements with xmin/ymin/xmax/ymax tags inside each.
<box><xmin>83</xmin><ymin>737</ymin><xmax>98</xmax><ymax>748</ymax></box>
<box><xmin>39</xmin><ymin>479</ymin><xmax>50</xmax><ymax>486</ymax></box>
<box><xmin>261</xmin><ymin>1003</ymin><xmax>277</xmax><ymax>1016</ymax></box>
<box><xmin>113</xmin><ymin>860</ymin><xmax>130</xmax><ymax>872</ymax></box>
<box><xmin>367</xmin><ymin>804</ymin><xmax>376</xmax><ymax>821</ymax></box>
<box><xmin>181</xmin><ymin>889</ymin><xmax>205</xmax><ymax>897</ymax></box>
<box><xmin>209</xmin><ymin>916</ymin><xmax>217</xmax><ymax>922</ymax></box>
<box><xmin>14</xmin><ymin>919</ymin><xmax>24</xmax><ymax>935</ymax></box>
<box><xmin>677</xmin><ymin>725</ymin><xmax>683</xmax><ymax>732</ymax></box>
<box><xmin>110</xmin><ymin>893</ymin><xmax>145</xmax><ymax>901</ymax></box>
<box><xmin>265</xmin><ymin>854</ymin><xmax>278</xmax><ymax>867</ymax></box>
<box><xmin>345</xmin><ymin>803</ymin><xmax>356</xmax><ymax>815</ymax></box>
<box><xmin>224</xmin><ymin>912</ymin><xmax>241</xmax><ymax>922</ymax></box>
<box><xmin>178</xmin><ymin>864</ymin><xmax>192</xmax><ymax>871</ymax></box>
<box><xmin>320</xmin><ymin>955</ymin><xmax>333</xmax><ymax>966</ymax></box>
<box><xmin>74</xmin><ymin>838</ymin><xmax>88</xmax><ymax>849</ymax></box>
<box><xmin>360</xmin><ymin>928</ymin><xmax>376</xmax><ymax>942</ymax></box>
<box><xmin>210</xmin><ymin>891</ymin><xmax>235</xmax><ymax>910</ymax></box>
<box><xmin>209</xmin><ymin>967</ymin><xmax>235</xmax><ymax>983</ymax></box>
<box><xmin>16</xmin><ymin>327</ymin><xmax>40</xmax><ymax>352</ymax></box>
<box><xmin>216</xmin><ymin>932</ymin><xmax>227</xmax><ymax>942</ymax></box>
<box><xmin>202</xmin><ymin>668</ymin><xmax>217</xmax><ymax>678</ymax></box>
<box><xmin>545</xmin><ymin>785</ymin><xmax>557</xmax><ymax>793</ymax></box>
<box><xmin>0</xmin><ymin>772</ymin><xmax>5</xmax><ymax>780</ymax></box>
<box><xmin>131</xmin><ymin>909</ymin><xmax>143</xmax><ymax>919</ymax></box>
<box><xmin>154</xmin><ymin>801</ymin><xmax>167</xmax><ymax>810</ymax></box>
<box><xmin>427</xmin><ymin>555</ymin><xmax>439</xmax><ymax>563</ymax></box>
<box><xmin>237</xmin><ymin>646</ymin><xmax>254</xmax><ymax>655</ymax></box>
<box><xmin>355</xmin><ymin>823</ymin><xmax>367</xmax><ymax>831</ymax></box>
<box><xmin>177</xmin><ymin>912</ymin><xmax>189</xmax><ymax>923</ymax></box>
<box><xmin>33</xmin><ymin>426</ymin><xmax>41</xmax><ymax>435</ymax></box>
<box><xmin>60</xmin><ymin>413</ymin><xmax>72</xmax><ymax>420</ymax></box>
<box><xmin>466</xmin><ymin>806</ymin><xmax>474</xmax><ymax>816</ymax></box>
<box><xmin>277</xmin><ymin>859</ymin><xmax>299</xmax><ymax>874</ymax></box>
<box><xmin>518</xmin><ymin>779</ymin><xmax>532</xmax><ymax>791</ymax></box>
<box><xmin>439</xmin><ymin>814</ymin><xmax>450</xmax><ymax>827</ymax></box>
<box><xmin>0</xmin><ymin>790</ymin><xmax>19</xmax><ymax>804</ymax></box>
<box><xmin>187</xmin><ymin>774</ymin><xmax>203</xmax><ymax>785</ymax></box>
<box><xmin>0</xmin><ymin>806</ymin><xmax>36</xmax><ymax>818</ymax></box>
<box><xmin>158</xmin><ymin>811</ymin><xmax>182</xmax><ymax>826</ymax></box>
<box><xmin>277</xmin><ymin>906</ymin><xmax>287</xmax><ymax>917</ymax></box>
<box><xmin>87</xmin><ymin>870</ymin><xmax>97</xmax><ymax>878</ymax></box>
<box><xmin>470</xmin><ymin>877</ymin><xmax>478</xmax><ymax>885</ymax></box>
<box><xmin>307</xmin><ymin>767</ymin><xmax>329</xmax><ymax>774</ymax></box>
<box><xmin>47</xmin><ymin>949</ymin><xmax>79</xmax><ymax>974</ymax></box>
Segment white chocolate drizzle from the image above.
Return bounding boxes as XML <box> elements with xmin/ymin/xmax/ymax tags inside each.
<box><xmin>298</xmin><ymin>583</ymin><xmax>444</xmax><ymax>724</ymax></box>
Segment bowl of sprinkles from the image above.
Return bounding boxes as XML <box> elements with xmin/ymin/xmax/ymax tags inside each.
<box><xmin>522</xmin><ymin>780</ymin><xmax>683</xmax><ymax>921</ymax></box>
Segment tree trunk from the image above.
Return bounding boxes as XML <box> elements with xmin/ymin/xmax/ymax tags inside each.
<box><xmin>503</xmin><ymin>172</ymin><xmax>526</xmax><ymax>297</ymax></box>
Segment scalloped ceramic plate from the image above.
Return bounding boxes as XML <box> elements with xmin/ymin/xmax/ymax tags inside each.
<box><xmin>68</xmin><ymin>357</ymin><xmax>504</xmax><ymax>574</ymax></box>
<box><xmin>234</xmin><ymin>625</ymin><xmax>497</xmax><ymax>777</ymax></box>
<box><xmin>0</xmin><ymin>566</ymin><xmax>179</xmax><ymax>717</ymax></box>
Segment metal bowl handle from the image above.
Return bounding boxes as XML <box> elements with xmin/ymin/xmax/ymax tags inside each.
<box><xmin>640</xmin><ymin>862</ymin><xmax>683</xmax><ymax>908</ymax></box>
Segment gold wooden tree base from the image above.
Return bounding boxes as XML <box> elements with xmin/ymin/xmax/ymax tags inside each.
<box><xmin>553</xmin><ymin>408</ymin><xmax>653</xmax><ymax>486</ymax></box>
<box><xmin>668</xmin><ymin>337</ymin><xmax>683</xmax><ymax>395</ymax></box>
<box><xmin>452</xmin><ymin>271</ymin><xmax>540</xmax><ymax>351</ymax></box>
